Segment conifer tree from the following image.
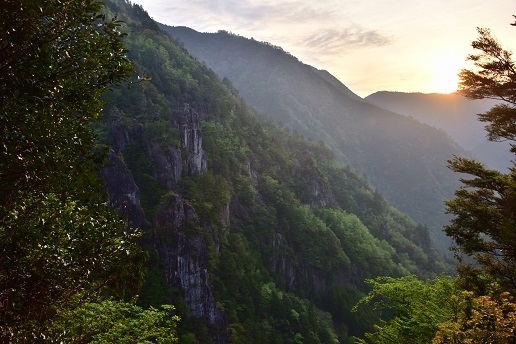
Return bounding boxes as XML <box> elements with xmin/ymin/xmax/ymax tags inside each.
<box><xmin>445</xmin><ymin>22</ymin><xmax>516</xmax><ymax>294</ymax></box>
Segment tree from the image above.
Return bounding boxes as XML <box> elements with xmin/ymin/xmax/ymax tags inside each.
<box><xmin>352</xmin><ymin>276</ymin><xmax>460</xmax><ymax>344</ymax></box>
<box><xmin>47</xmin><ymin>301</ymin><xmax>179</xmax><ymax>343</ymax></box>
<box><xmin>433</xmin><ymin>289</ymin><xmax>516</xmax><ymax>344</ymax></box>
<box><xmin>458</xmin><ymin>26</ymin><xmax>516</xmax><ymax>147</ymax></box>
<box><xmin>354</xmin><ymin>22</ymin><xmax>516</xmax><ymax>344</ymax></box>
<box><xmin>444</xmin><ymin>22</ymin><xmax>516</xmax><ymax>294</ymax></box>
<box><xmin>0</xmin><ymin>0</ymin><xmax>145</xmax><ymax>338</ymax></box>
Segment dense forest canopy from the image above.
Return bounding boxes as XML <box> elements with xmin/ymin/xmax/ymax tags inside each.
<box><xmin>2</xmin><ymin>0</ymin><xmax>515</xmax><ymax>342</ymax></box>
<box><xmin>354</xmin><ymin>21</ymin><xmax>516</xmax><ymax>344</ymax></box>
<box><xmin>0</xmin><ymin>0</ymin><xmax>176</xmax><ymax>341</ymax></box>
<box><xmin>161</xmin><ymin>24</ymin><xmax>470</xmax><ymax>255</ymax></box>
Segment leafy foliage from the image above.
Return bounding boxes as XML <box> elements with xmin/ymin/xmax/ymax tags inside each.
<box><xmin>47</xmin><ymin>300</ymin><xmax>179</xmax><ymax>343</ymax></box>
<box><xmin>445</xmin><ymin>158</ymin><xmax>516</xmax><ymax>292</ymax></box>
<box><xmin>353</xmin><ymin>277</ymin><xmax>516</xmax><ymax>344</ymax></box>
<box><xmin>95</xmin><ymin>1</ymin><xmax>452</xmax><ymax>342</ymax></box>
<box><xmin>316</xmin><ymin>208</ymin><xmax>399</xmax><ymax>276</ymax></box>
<box><xmin>434</xmin><ymin>288</ymin><xmax>516</xmax><ymax>344</ymax></box>
<box><xmin>459</xmin><ymin>27</ymin><xmax>516</xmax><ymax>105</ymax></box>
<box><xmin>0</xmin><ymin>0</ymin><xmax>133</xmax><ymax>203</ymax></box>
<box><xmin>0</xmin><ymin>0</ymin><xmax>155</xmax><ymax>339</ymax></box>
<box><xmin>447</xmin><ymin>22</ymin><xmax>516</xmax><ymax>294</ymax></box>
<box><xmin>353</xmin><ymin>276</ymin><xmax>461</xmax><ymax>344</ymax></box>
<box><xmin>211</xmin><ymin>233</ymin><xmax>340</xmax><ymax>344</ymax></box>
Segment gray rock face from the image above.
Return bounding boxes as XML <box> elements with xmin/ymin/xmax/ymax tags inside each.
<box><xmin>101</xmin><ymin>103</ymin><xmax>228</xmax><ymax>343</ymax></box>
<box><xmin>269</xmin><ymin>231</ymin><xmax>356</xmax><ymax>295</ymax></box>
<box><xmin>101</xmin><ymin>150</ymin><xmax>150</xmax><ymax>229</ymax></box>
<box><xmin>154</xmin><ymin>194</ymin><xmax>228</xmax><ymax>342</ymax></box>
<box><xmin>157</xmin><ymin>103</ymin><xmax>210</xmax><ymax>180</ymax></box>
<box><xmin>146</xmin><ymin>141</ymin><xmax>183</xmax><ymax>189</ymax></box>
<box><xmin>105</xmin><ymin>112</ymin><xmax>144</xmax><ymax>153</ymax></box>
<box><xmin>306</xmin><ymin>178</ymin><xmax>335</xmax><ymax>208</ymax></box>
<box><xmin>176</xmin><ymin>104</ymin><xmax>207</xmax><ymax>175</ymax></box>
<box><xmin>271</xmin><ymin>232</ymin><xmax>297</xmax><ymax>291</ymax></box>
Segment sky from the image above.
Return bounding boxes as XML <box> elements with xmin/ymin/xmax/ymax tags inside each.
<box><xmin>131</xmin><ymin>0</ymin><xmax>516</xmax><ymax>98</ymax></box>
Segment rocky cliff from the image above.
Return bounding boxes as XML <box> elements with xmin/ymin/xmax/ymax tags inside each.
<box><xmin>101</xmin><ymin>150</ymin><xmax>150</xmax><ymax>229</ymax></box>
<box><xmin>162</xmin><ymin>25</ymin><xmax>469</xmax><ymax>255</ymax></box>
<box><xmin>98</xmin><ymin>2</ymin><xmax>452</xmax><ymax>341</ymax></box>
<box><xmin>101</xmin><ymin>103</ymin><xmax>228</xmax><ymax>342</ymax></box>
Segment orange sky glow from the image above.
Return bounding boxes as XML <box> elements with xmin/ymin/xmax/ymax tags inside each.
<box><xmin>131</xmin><ymin>0</ymin><xmax>516</xmax><ymax>97</ymax></box>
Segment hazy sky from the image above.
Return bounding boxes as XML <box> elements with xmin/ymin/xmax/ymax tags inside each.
<box><xmin>131</xmin><ymin>0</ymin><xmax>516</xmax><ymax>97</ymax></box>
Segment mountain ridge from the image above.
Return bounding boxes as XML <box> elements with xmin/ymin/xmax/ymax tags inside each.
<box><xmin>96</xmin><ymin>2</ymin><xmax>453</xmax><ymax>341</ymax></box>
<box><xmin>365</xmin><ymin>91</ymin><xmax>511</xmax><ymax>171</ymax></box>
<box><xmin>161</xmin><ymin>24</ymin><xmax>470</xmax><ymax>254</ymax></box>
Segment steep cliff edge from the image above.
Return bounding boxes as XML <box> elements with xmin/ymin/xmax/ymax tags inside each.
<box><xmin>99</xmin><ymin>1</ymin><xmax>453</xmax><ymax>342</ymax></box>
<box><xmin>101</xmin><ymin>150</ymin><xmax>150</xmax><ymax>229</ymax></box>
<box><xmin>162</xmin><ymin>25</ymin><xmax>470</xmax><ymax>255</ymax></box>
<box><xmin>153</xmin><ymin>193</ymin><xmax>228</xmax><ymax>342</ymax></box>
<box><xmin>101</xmin><ymin>102</ymin><xmax>228</xmax><ymax>341</ymax></box>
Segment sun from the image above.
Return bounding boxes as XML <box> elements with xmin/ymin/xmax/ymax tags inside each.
<box><xmin>432</xmin><ymin>68</ymin><xmax>460</xmax><ymax>94</ymax></box>
<box><xmin>429</xmin><ymin>54</ymin><xmax>463</xmax><ymax>94</ymax></box>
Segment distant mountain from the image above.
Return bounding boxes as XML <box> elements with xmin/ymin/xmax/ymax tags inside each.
<box><xmin>95</xmin><ymin>2</ymin><xmax>452</xmax><ymax>342</ymax></box>
<box><xmin>365</xmin><ymin>91</ymin><xmax>512</xmax><ymax>171</ymax></box>
<box><xmin>161</xmin><ymin>25</ymin><xmax>469</xmax><ymax>254</ymax></box>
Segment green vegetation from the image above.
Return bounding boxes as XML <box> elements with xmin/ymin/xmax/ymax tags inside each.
<box><xmin>93</xmin><ymin>2</ymin><xmax>452</xmax><ymax>342</ymax></box>
<box><xmin>353</xmin><ymin>276</ymin><xmax>460</xmax><ymax>344</ymax></box>
<box><xmin>353</xmin><ymin>20</ymin><xmax>516</xmax><ymax>344</ymax></box>
<box><xmin>162</xmin><ymin>25</ymin><xmax>468</xmax><ymax>255</ymax></box>
<box><xmin>433</xmin><ymin>289</ymin><xmax>516</xmax><ymax>343</ymax></box>
<box><xmin>448</xmin><ymin>26</ymin><xmax>516</xmax><ymax>295</ymax></box>
<box><xmin>7</xmin><ymin>0</ymin><xmax>514</xmax><ymax>342</ymax></box>
<box><xmin>48</xmin><ymin>301</ymin><xmax>179</xmax><ymax>343</ymax></box>
<box><xmin>0</xmin><ymin>0</ymin><xmax>176</xmax><ymax>341</ymax></box>
<box><xmin>354</xmin><ymin>277</ymin><xmax>516</xmax><ymax>344</ymax></box>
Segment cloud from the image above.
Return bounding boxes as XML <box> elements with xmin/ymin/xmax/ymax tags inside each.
<box><xmin>301</xmin><ymin>26</ymin><xmax>394</xmax><ymax>55</ymax></box>
<box><xmin>228</xmin><ymin>1</ymin><xmax>337</xmax><ymax>23</ymax></box>
<box><xmin>158</xmin><ymin>0</ymin><xmax>338</xmax><ymax>31</ymax></box>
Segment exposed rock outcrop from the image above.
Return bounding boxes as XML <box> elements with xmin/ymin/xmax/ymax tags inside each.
<box><xmin>305</xmin><ymin>177</ymin><xmax>335</xmax><ymax>208</ymax></box>
<box><xmin>175</xmin><ymin>104</ymin><xmax>207</xmax><ymax>175</ymax></box>
<box><xmin>154</xmin><ymin>194</ymin><xmax>228</xmax><ymax>343</ymax></box>
<box><xmin>101</xmin><ymin>150</ymin><xmax>150</xmax><ymax>229</ymax></box>
<box><xmin>104</xmin><ymin>111</ymin><xmax>144</xmax><ymax>153</ymax></box>
<box><xmin>101</xmin><ymin>103</ymin><xmax>228</xmax><ymax>343</ymax></box>
<box><xmin>145</xmin><ymin>141</ymin><xmax>183</xmax><ymax>190</ymax></box>
<box><xmin>270</xmin><ymin>232</ymin><xmax>297</xmax><ymax>291</ymax></box>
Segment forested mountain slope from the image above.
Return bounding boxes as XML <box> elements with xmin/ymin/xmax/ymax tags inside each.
<box><xmin>365</xmin><ymin>91</ymin><xmax>512</xmax><ymax>171</ymax></box>
<box><xmin>161</xmin><ymin>26</ymin><xmax>469</xmax><ymax>253</ymax></box>
<box><xmin>99</xmin><ymin>1</ymin><xmax>452</xmax><ymax>342</ymax></box>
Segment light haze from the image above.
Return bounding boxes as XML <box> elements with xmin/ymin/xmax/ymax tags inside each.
<box><xmin>131</xmin><ymin>0</ymin><xmax>516</xmax><ymax>97</ymax></box>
